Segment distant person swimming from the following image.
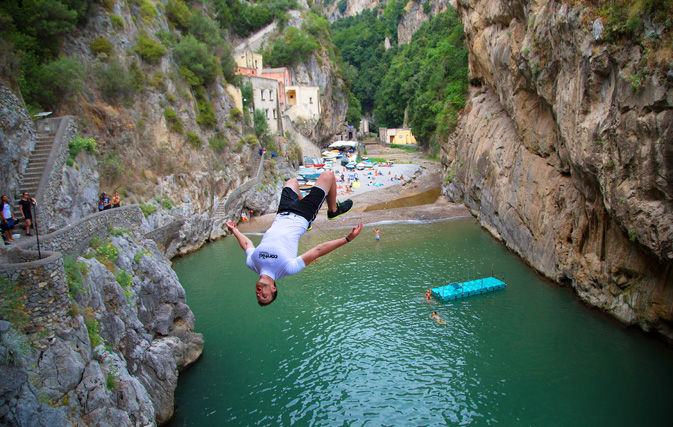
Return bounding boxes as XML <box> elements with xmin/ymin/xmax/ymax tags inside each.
<box><xmin>431</xmin><ymin>311</ymin><xmax>446</xmax><ymax>324</ymax></box>
<box><xmin>227</xmin><ymin>171</ymin><xmax>363</xmax><ymax>306</ymax></box>
<box><xmin>374</xmin><ymin>228</ymin><xmax>380</xmax><ymax>241</ymax></box>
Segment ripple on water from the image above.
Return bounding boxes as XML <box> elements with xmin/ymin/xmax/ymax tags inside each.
<box><xmin>171</xmin><ymin>220</ymin><xmax>673</xmax><ymax>427</ymax></box>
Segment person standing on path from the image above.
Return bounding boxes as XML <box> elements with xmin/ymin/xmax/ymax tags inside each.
<box><xmin>227</xmin><ymin>170</ymin><xmax>362</xmax><ymax>306</ymax></box>
<box><xmin>1</xmin><ymin>195</ymin><xmax>16</xmax><ymax>242</ymax></box>
<box><xmin>18</xmin><ymin>192</ymin><xmax>36</xmax><ymax>236</ymax></box>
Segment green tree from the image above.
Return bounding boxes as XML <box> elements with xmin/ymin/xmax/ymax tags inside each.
<box><xmin>253</xmin><ymin>109</ymin><xmax>270</xmax><ymax>139</ymax></box>
<box><xmin>23</xmin><ymin>55</ymin><xmax>84</xmax><ymax>108</ymax></box>
<box><xmin>264</xmin><ymin>27</ymin><xmax>320</xmax><ymax>68</ymax></box>
<box><xmin>372</xmin><ymin>10</ymin><xmax>468</xmax><ymax>147</ymax></box>
<box><xmin>174</xmin><ymin>35</ymin><xmax>220</xmax><ymax>85</ymax></box>
<box><xmin>345</xmin><ymin>92</ymin><xmax>362</xmax><ymax>130</ymax></box>
<box><xmin>165</xmin><ymin>0</ymin><xmax>191</xmax><ymax>29</ymax></box>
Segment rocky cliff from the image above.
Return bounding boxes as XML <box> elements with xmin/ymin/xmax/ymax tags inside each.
<box><xmin>442</xmin><ymin>0</ymin><xmax>673</xmax><ymax>340</ymax></box>
<box><xmin>1</xmin><ymin>231</ymin><xmax>203</xmax><ymax>426</ymax></box>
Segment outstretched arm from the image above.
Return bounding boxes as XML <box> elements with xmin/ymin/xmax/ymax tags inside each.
<box><xmin>301</xmin><ymin>222</ymin><xmax>363</xmax><ymax>266</ymax></box>
<box><xmin>226</xmin><ymin>221</ymin><xmax>254</xmax><ymax>252</ymax></box>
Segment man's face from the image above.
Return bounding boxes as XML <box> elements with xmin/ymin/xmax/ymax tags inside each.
<box><xmin>256</xmin><ymin>281</ymin><xmax>276</xmax><ymax>305</ymax></box>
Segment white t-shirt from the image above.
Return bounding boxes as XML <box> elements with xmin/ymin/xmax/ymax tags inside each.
<box><xmin>2</xmin><ymin>203</ymin><xmax>11</xmax><ymax>220</ymax></box>
<box><xmin>245</xmin><ymin>214</ymin><xmax>308</xmax><ymax>280</ymax></box>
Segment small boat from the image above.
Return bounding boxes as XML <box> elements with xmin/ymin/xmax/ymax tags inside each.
<box><xmin>298</xmin><ymin>166</ymin><xmax>323</xmax><ymax>180</ymax></box>
<box><xmin>360</xmin><ymin>161</ymin><xmax>375</xmax><ymax>168</ymax></box>
<box><xmin>303</xmin><ymin>156</ymin><xmax>325</xmax><ymax>168</ymax></box>
<box><xmin>356</xmin><ymin>162</ymin><xmax>365</xmax><ymax>170</ymax></box>
<box><xmin>345</xmin><ymin>162</ymin><xmax>356</xmax><ymax>170</ymax></box>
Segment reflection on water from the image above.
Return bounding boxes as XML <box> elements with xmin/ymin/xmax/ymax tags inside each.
<box><xmin>170</xmin><ymin>219</ymin><xmax>673</xmax><ymax>426</ymax></box>
<box><xmin>363</xmin><ymin>186</ymin><xmax>442</xmax><ymax>211</ymax></box>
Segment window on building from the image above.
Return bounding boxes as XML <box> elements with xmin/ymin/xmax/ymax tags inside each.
<box><xmin>309</xmin><ymin>97</ymin><xmax>313</xmax><ymax>104</ymax></box>
<box><xmin>273</xmin><ymin>109</ymin><xmax>277</xmax><ymax>119</ymax></box>
<box><xmin>270</xmin><ymin>90</ymin><xmax>274</xmax><ymax>101</ymax></box>
<box><xmin>265</xmin><ymin>109</ymin><xmax>269</xmax><ymax>119</ymax></box>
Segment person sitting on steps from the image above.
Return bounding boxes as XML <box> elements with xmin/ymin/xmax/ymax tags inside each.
<box><xmin>226</xmin><ymin>170</ymin><xmax>362</xmax><ymax>306</ymax></box>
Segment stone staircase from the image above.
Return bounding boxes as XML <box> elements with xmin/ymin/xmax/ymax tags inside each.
<box><xmin>12</xmin><ymin>130</ymin><xmax>54</xmax><ymax>234</ymax></box>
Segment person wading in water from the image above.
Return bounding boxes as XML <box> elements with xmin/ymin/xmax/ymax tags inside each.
<box><xmin>227</xmin><ymin>171</ymin><xmax>362</xmax><ymax>306</ymax></box>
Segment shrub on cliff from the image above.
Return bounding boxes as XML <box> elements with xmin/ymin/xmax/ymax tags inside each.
<box><xmin>97</xmin><ymin>58</ymin><xmax>135</xmax><ymax>103</ymax></box>
<box><xmin>194</xmin><ymin>86</ymin><xmax>217</xmax><ymax>126</ymax></box>
<box><xmin>264</xmin><ymin>27</ymin><xmax>320</xmax><ymax>67</ymax></box>
<box><xmin>91</xmin><ymin>37</ymin><xmax>113</xmax><ymax>57</ymax></box>
<box><xmin>68</xmin><ymin>136</ymin><xmax>97</xmax><ymax>161</ymax></box>
<box><xmin>134</xmin><ymin>34</ymin><xmax>166</xmax><ymax>63</ymax></box>
<box><xmin>174</xmin><ymin>35</ymin><xmax>220</xmax><ymax>85</ymax></box>
<box><xmin>166</xmin><ymin>0</ymin><xmax>191</xmax><ymax>29</ymax></box>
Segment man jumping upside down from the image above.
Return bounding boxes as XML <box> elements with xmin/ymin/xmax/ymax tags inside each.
<box><xmin>226</xmin><ymin>170</ymin><xmax>363</xmax><ymax>306</ymax></box>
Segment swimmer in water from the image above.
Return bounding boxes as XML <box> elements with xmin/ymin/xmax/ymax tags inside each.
<box><xmin>374</xmin><ymin>228</ymin><xmax>380</xmax><ymax>242</ymax></box>
<box><xmin>425</xmin><ymin>289</ymin><xmax>432</xmax><ymax>300</ymax></box>
<box><xmin>431</xmin><ymin>311</ymin><xmax>446</xmax><ymax>324</ymax></box>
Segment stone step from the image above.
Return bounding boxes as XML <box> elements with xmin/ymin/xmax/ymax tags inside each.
<box><xmin>21</xmin><ymin>171</ymin><xmax>43</xmax><ymax>180</ymax></box>
<box><xmin>33</xmin><ymin>145</ymin><xmax>51</xmax><ymax>152</ymax></box>
<box><xmin>21</xmin><ymin>178</ymin><xmax>41</xmax><ymax>188</ymax></box>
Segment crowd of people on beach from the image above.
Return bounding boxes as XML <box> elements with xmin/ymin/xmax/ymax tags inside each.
<box><xmin>1</xmin><ymin>192</ymin><xmax>37</xmax><ymax>244</ymax></box>
<box><xmin>98</xmin><ymin>191</ymin><xmax>121</xmax><ymax>211</ymax></box>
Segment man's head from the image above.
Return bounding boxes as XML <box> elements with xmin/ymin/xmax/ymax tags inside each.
<box><xmin>256</xmin><ymin>276</ymin><xmax>277</xmax><ymax>306</ymax></box>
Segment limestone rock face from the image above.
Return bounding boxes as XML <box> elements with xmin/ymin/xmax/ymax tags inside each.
<box><xmin>398</xmin><ymin>0</ymin><xmax>452</xmax><ymax>44</ymax></box>
<box><xmin>50</xmin><ymin>151</ymin><xmax>101</xmax><ymax>230</ymax></box>
<box><xmin>0</xmin><ymin>231</ymin><xmax>204</xmax><ymax>426</ymax></box>
<box><xmin>0</xmin><ymin>83</ymin><xmax>35</xmax><ymax>203</ymax></box>
<box><xmin>443</xmin><ymin>0</ymin><xmax>673</xmax><ymax>340</ymax></box>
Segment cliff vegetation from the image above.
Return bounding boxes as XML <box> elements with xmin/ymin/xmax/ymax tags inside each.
<box><xmin>332</xmin><ymin>4</ymin><xmax>469</xmax><ymax>153</ymax></box>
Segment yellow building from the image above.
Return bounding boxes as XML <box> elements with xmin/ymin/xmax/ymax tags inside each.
<box><xmin>379</xmin><ymin>127</ymin><xmax>417</xmax><ymax>145</ymax></box>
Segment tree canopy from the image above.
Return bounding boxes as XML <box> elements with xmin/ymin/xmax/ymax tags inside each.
<box><xmin>333</xmin><ymin>7</ymin><xmax>468</xmax><ymax>149</ymax></box>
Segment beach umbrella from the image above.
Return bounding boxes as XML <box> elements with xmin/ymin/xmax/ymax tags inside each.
<box><xmin>329</xmin><ymin>140</ymin><xmax>357</xmax><ymax>148</ymax></box>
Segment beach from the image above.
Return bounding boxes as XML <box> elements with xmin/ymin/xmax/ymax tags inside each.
<box><xmin>238</xmin><ymin>143</ymin><xmax>472</xmax><ymax>233</ymax></box>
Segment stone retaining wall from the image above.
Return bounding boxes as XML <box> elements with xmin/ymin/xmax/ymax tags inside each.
<box><xmin>0</xmin><ymin>251</ymin><xmax>70</xmax><ymax>338</ymax></box>
<box><xmin>13</xmin><ymin>206</ymin><xmax>143</xmax><ymax>257</ymax></box>
<box><xmin>0</xmin><ymin>206</ymin><xmax>143</xmax><ymax>340</ymax></box>
<box><xmin>35</xmin><ymin>116</ymin><xmax>77</xmax><ymax>234</ymax></box>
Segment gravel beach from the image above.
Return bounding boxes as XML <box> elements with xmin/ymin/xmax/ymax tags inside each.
<box><xmin>238</xmin><ymin>143</ymin><xmax>472</xmax><ymax>234</ymax></box>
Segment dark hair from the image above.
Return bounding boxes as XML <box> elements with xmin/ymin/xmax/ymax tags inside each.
<box><xmin>258</xmin><ymin>289</ymin><xmax>278</xmax><ymax>306</ymax></box>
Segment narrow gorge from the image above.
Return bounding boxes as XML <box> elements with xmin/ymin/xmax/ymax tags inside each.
<box><xmin>441</xmin><ymin>0</ymin><xmax>672</xmax><ymax>340</ymax></box>
<box><xmin>1</xmin><ymin>0</ymin><xmax>672</xmax><ymax>425</ymax></box>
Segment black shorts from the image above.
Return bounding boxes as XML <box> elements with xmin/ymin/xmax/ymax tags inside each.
<box><xmin>277</xmin><ymin>186</ymin><xmax>327</xmax><ymax>227</ymax></box>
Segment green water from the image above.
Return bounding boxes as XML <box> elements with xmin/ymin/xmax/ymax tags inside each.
<box><xmin>170</xmin><ymin>218</ymin><xmax>673</xmax><ymax>426</ymax></box>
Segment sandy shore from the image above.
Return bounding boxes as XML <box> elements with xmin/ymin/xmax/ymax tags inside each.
<box><xmin>238</xmin><ymin>143</ymin><xmax>472</xmax><ymax>234</ymax></box>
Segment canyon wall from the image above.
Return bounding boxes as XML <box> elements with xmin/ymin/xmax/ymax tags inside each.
<box><xmin>442</xmin><ymin>0</ymin><xmax>673</xmax><ymax>340</ymax></box>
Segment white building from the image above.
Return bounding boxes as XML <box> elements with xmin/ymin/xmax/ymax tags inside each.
<box><xmin>285</xmin><ymin>86</ymin><xmax>321</xmax><ymax>122</ymax></box>
<box><xmin>248</xmin><ymin>76</ymin><xmax>282</xmax><ymax>135</ymax></box>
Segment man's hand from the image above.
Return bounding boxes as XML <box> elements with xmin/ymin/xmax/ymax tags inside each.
<box><xmin>227</xmin><ymin>220</ymin><xmax>254</xmax><ymax>252</ymax></box>
<box><xmin>301</xmin><ymin>222</ymin><xmax>365</xmax><ymax>266</ymax></box>
<box><xmin>347</xmin><ymin>222</ymin><xmax>363</xmax><ymax>241</ymax></box>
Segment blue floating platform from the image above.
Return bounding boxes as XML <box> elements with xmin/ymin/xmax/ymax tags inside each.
<box><xmin>431</xmin><ymin>277</ymin><xmax>506</xmax><ymax>302</ymax></box>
